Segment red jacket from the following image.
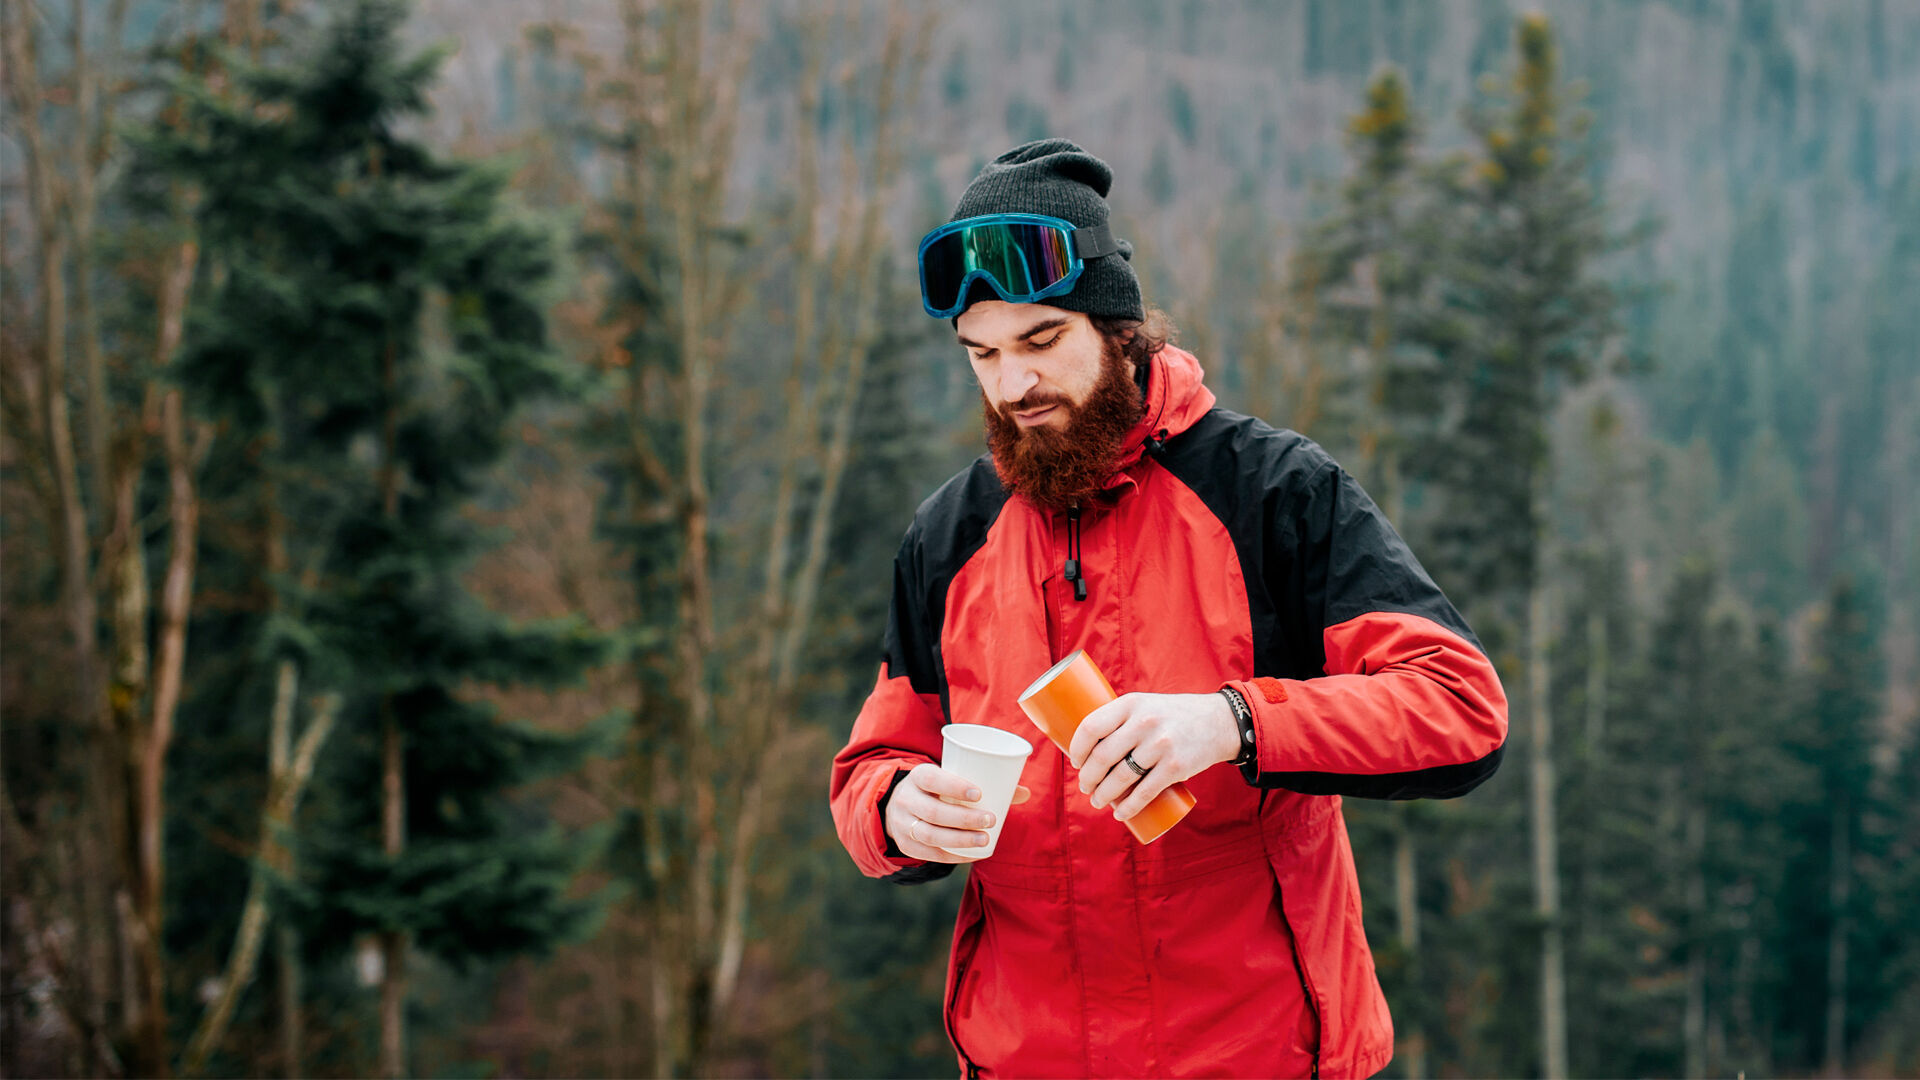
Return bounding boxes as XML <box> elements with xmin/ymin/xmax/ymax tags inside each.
<box><xmin>830</xmin><ymin>346</ymin><xmax>1508</xmax><ymax>1078</ymax></box>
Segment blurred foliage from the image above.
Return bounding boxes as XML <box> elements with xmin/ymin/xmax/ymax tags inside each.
<box><xmin>3</xmin><ymin>1</ymin><xmax>1917</xmax><ymax>1078</ymax></box>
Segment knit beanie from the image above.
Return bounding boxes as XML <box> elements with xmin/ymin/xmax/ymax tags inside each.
<box><xmin>947</xmin><ymin>138</ymin><xmax>1144</xmax><ymax>322</ymax></box>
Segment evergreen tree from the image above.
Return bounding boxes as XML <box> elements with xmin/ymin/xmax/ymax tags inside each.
<box><xmin>1866</xmin><ymin>713</ymin><xmax>1920</xmax><ymax>1072</ymax></box>
<box><xmin>142</xmin><ymin>4</ymin><xmax>609</xmax><ymax>1073</ymax></box>
<box><xmin>1292</xmin><ymin>65</ymin><xmax>1442</xmax><ymax>499</ymax></box>
<box><xmin>1407</xmin><ymin>16</ymin><xmax>1643</xmax><ymax>1078</ymax></box>
<box><xmin>1777</xmin><ymin>575</ymin><xmax>1885</xmax><ymax>1074</ymax></box>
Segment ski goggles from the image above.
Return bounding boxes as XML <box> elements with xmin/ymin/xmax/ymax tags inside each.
<box><xmin>917</xmin><ymin>213</ymin><xmax>1121</xmax><ymax>319</ymax></box>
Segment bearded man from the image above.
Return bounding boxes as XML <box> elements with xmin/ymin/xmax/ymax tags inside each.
<box><xmin>828</xmin><ymin>139</ymin><xmax>1509</xmax><ymax>1079</ymax></box>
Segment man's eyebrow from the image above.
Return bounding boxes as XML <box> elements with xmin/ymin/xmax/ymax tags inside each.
<box><xmin>1016</xmin><ymin>316</ymin><xmax>1072</xmax><ymax>342</ymax></box>
<box><xmin>956</xmin><ymin>316</ymin><xmax>1073</xmax><ymax>351</ymax></box>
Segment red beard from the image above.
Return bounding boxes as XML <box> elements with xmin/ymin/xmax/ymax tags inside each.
<box><xmin>983</xmin><ymin>337</ymin><xmax>1146</xmax><ymax>513</ymax></box>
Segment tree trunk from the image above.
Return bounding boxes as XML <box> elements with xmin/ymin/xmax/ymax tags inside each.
<box><xmin>130</xmin><ymin>390</ymin><xmax>201</xmax><ymax>1077</ymax></box>
<box><xmin>1584</xmin><ymin>606</ymin><xmax>1607</xmax><ymax>749</ymax></box>
<box><xmin>277</xmin><ymin>922</ymin><xmax>304</xmax><ymax>1079</ymax></box>
<box><xmin>182</xmin><ymin>667</ymin><xmax>335</xmax><ymax>1076</ymax></box>
<box><xmin>380</xmin><ymin>705</ymin><xmax>407</xmax><ymax>1080</ymax></box>
<box><xmin>70</xmin><ymin>0</ymin><xmax>110</xmax><ymax>530</ymax></box>
<box><xmin>1530</xmin><ymin>550</ymin><xmax>1567</xmax><ymax>1080</ymax></box>
<box><xmin>708</xmin><ymin>6</ymin><xmax>924</xmax><ymax>1032</ymax></box>
<box><xmin>664</xmin><ymin>6</ymin><xmax>721</xmax><ymax>1073</ymax></box>
<box><xmin>376</xmin><ymin>323</ymin><xmax>409</xmax><ymax>1080</ymax></box>
<box><xmin>651</xmin><ymin>948</ymin><xmax>675</xmax><ymax>1079</ymax></box>
<box><xmin>1393</xmin><ymin>802</ymin><xmax>1425</xmax><ymax>1080</ymax></box>
<box><xmin>1823</xmin><ymin>795</ymin><xmax>1849</xmax><ymax>1078</ymax></box>
<box><xmin>1684</xmin><ymin>799</ymin><xmax>1707</xmax><ymax>1080</ymax></box>
<box><xmin>0</xmin><ymin>8</ymin><xmax>130</xmax><ymax>1068</ymax></box>
<box><xmin>1734</xmin><ymin>932</ymin><xmax>1768</xmax><ymax>1075</ymax></box>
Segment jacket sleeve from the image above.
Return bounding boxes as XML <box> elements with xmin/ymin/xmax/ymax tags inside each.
<box><xmin>1225</xmin><ymin>462</ymin><xmax>1508</xmax><ymax>799</ymax></box>
<box><xmin>828</xmin><ymin>528</ymin><xmax>957</xmax><ymax>883</ymax></box>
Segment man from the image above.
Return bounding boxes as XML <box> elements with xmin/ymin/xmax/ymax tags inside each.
<box><xmin>829</xmin><ymin>139</ymin><xmax>1508</xmax><ymax>1079</ymax></box>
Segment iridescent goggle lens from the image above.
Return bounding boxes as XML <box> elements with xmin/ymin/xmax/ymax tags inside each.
<box><xmin>918</xmin><ymin>214</ymin><xmax>1084</xmax><ymax>319</ymax></box>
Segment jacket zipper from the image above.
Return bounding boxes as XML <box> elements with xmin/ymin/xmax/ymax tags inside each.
<box><xmin>1064</xmin><ymin>503</ymin><xmax>1087</xmax><ymax>602</ymax></box>
<box><xmin>948</xmin><ymin>961</ymin><xmax>980</xmax><ymax>1078</ymax></box>
<box><xmin>1281</xmin><ymin>879</ymin><xmax>1324</xmax><ymax>1079</ymax></box>
<box><xmin>1265</xmin><ymin>800</ymin><xmax>1322</xmax><ymax>1079</ymax></box>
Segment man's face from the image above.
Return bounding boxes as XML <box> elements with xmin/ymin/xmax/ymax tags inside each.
<box><xmin>956</xmin><ymin>300</ymin><xmax>1107</xmax><ymax>428</ymax></box>
<box><xmin>958</xmin><ymin>300</ymin><xmax>1145</xmax><ymax>511</ymax></box>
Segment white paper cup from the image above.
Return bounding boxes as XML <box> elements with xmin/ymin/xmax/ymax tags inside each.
<box><xmin>938</xmin><ymin>723</ymin><xmax>1034</xmax><ymax>860</ymax></box>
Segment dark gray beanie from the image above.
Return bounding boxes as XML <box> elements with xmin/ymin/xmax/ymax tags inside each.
<box><xmin>948</xmin><ymin>138</ymin><xmax>1144</xmax><ymax>322</ymax></box>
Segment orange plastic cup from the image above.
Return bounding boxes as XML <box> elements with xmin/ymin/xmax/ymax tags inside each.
<box><xmin>1016</xmin><ymin>650</ymin><xmax>1197</xmax><ymax>844</ymax></box>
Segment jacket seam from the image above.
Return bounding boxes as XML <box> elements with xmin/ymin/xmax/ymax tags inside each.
<box><xmin>1129</xmin><ymin>843</ymin><xmax>1167</xmax><ymax>1074</ymax></box>
<box><xmin>1057</xmin><ymin>750</ymin><xmax>1093</xmax><ymax>1075</ymax></box>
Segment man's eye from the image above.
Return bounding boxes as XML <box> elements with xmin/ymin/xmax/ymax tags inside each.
<box><xmin>970</xmin><ymin>351</ymin><xmax>994</xmax><ymax>363</ymax></box>
<box><xmin>1032</xmin><ymin>335</ymin><xmax>1060</xmax><ymax>349</ymax></box>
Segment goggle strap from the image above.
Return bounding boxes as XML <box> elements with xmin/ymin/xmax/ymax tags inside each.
<box><xmin>1070</xmin><ymin>222</ymin><xmax>1120</xmax><ymax>260</ymax></box>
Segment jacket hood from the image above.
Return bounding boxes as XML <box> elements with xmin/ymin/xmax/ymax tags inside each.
<box><xmin>1118</xmin><ymin>343</ymin><xmax>1215</xmax><ymax>467</ymax></box>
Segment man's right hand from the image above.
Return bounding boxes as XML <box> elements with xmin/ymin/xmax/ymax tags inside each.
<box><xmin>884</xmin><ymin>762</ymin><xmax>1029</xmax><ymax>863</ymax></box>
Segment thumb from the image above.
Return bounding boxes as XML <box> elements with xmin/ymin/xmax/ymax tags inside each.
<box><xmin>1010</xmin><ymin>785</ymin><xmax>1032</xmax><ymax>805</ymax></box>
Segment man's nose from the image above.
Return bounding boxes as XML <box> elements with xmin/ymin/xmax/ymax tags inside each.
<box><xmin>997</xmin><ymin>359</ymin><xmax>1040</xmax><ymax>406</ymax></box>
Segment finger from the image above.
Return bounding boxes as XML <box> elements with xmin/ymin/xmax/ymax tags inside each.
<box><xmin>897</xmin><ymin>829</ymin><xmax>970</xmax><ymax>863</ymax></box>
<box><xmin>1078</xmin><ymin>717</ymin><xmax>1142</xmax><ymax>796</ymax></box>
<box><xmin>1067</xmin><ymin>697</ymin><xmax>1132</xmax><ymax>769</ymax></box>
<box><xmin>1111</xmin><ymin>765</ymin><xmax>1177</xmax><ymax>823</ymax></box>
<box><xmin>918</xmin><ymin>795</ymin><xmax>997</xmax><ymax>831</ymax></box>
<box><xmin>888</xmin><ymin>804</ymin><xmax>968</xmax><ymax>863</ymax></box>
<box><xmin>1009</xmin><ymin>784</ymin><xmax>1032</xmax><ymax>805</ymax></box>
<box><xmin>1089</xmin><ymin>750</ymin><xmax>1147</xmax><ymax>810</ymax></box>
<box><xmin>909</xmin><ymin>763</ymin><xmax>983</xmax><ymax>803</ymax></box>
<box><xmin>910</xmin><ymin>818</ymin><xmax>992</xmax><ymax>853</ymax></box>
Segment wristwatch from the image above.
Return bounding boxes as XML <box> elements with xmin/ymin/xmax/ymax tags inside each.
<box><xmin>1219</xmin><ymin>686</ymin><xmax>1255</xmax><ymax>768</ymax></box>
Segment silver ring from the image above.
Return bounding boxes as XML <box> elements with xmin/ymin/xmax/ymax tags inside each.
<box><xmin>1122</xmin><ymin>751</ymin><xmax>1149</xmax><ymax>778</ymax></box>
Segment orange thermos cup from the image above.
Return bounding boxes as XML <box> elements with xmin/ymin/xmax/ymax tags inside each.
<box><xmin>1016</xmin><ymin>650</ymin><xmax>1197</xmax><ymax>844</ymax></box>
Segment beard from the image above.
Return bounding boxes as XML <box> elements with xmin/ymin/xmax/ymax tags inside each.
<box><xmin>983</xmin><ymin>336</ymin><xmax>1146</xmax><ymax>513</ymax></box>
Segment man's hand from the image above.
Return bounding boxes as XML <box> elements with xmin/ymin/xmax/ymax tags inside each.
<box><xmin>1067</xmin><ymin>692</ymin><xmax>1239</xmax><ymax>823</ymax></box>
<box><xmin>885</xmin><ymin>762</ymin><xmax>1032</xmax><ymax>863</ymax></box>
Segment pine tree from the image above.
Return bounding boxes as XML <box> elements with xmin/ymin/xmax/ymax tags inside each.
<box><xmin>1783</xmin><ymin>576</ymin><xmax>1884</xmax><ymax>1075</ymax></box>
<box><xmin>1293</xmin><ymin>65</ymin><xmax>1443</xmax><ymax>510</ymax></box>
<box><xmin>141</xmin><ymin>4</ymin><xmax>610</xmax><ymax>1074</ymax></box>
<box><xmin>1408</xmin><ymin>16</ymin><xmax>1643</xmax><ymax>1078</ymax></box>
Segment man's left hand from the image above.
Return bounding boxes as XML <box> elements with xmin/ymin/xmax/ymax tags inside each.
<box><xmin>1067</xmin><ymin>692</ymin><xmax>1240</xmax><ymax>823</ymax></box>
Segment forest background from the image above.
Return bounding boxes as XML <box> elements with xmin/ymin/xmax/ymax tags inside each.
<box><xmin>4</xmin><ymin>1</ymin><xmax>1918</xmax><ymax>1078</ymax></box>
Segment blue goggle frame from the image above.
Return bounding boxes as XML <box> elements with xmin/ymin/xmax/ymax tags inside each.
<box><xmin>917</xmin><ymin>212</ymin><xmax>1120</xmax><ymax>319</ymax></box>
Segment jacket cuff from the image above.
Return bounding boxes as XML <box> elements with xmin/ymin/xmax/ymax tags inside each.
<box><xmin>853</xmin><ymin>760</ymin><xmax>933</xmax><ymax>878</ymax></box>
<box><xmin>1226</xmin><ymin>677</ymin><xmax>1291</xmax><ymax>783</ymax></box>
<box><xmin>878</xmin><ymin>767</ymin><xmax>916</xmax><ymax>860</ymax></box>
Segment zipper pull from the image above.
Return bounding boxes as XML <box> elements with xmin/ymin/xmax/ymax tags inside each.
<box><xmin>1146</xmin><ymin>428</ymin><xmax>1169</xmax><ymax>454</ymax></box>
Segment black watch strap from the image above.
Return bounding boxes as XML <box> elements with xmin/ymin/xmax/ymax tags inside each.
<box><xmin>1219</xmin><ymin>686</ymin><xmax>1256</xmax><ymax>768</ymax></box>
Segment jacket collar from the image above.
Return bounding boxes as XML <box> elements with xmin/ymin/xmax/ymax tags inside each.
<box><xmin>986</xmin><ymin>344</ymin><xmax>1217</xmax><ymax>511</ymax></box>
<box><xmin>1105</xmin><ymin>344</ymin><xmax>1216</xmax><ymax>481</ymax></box>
